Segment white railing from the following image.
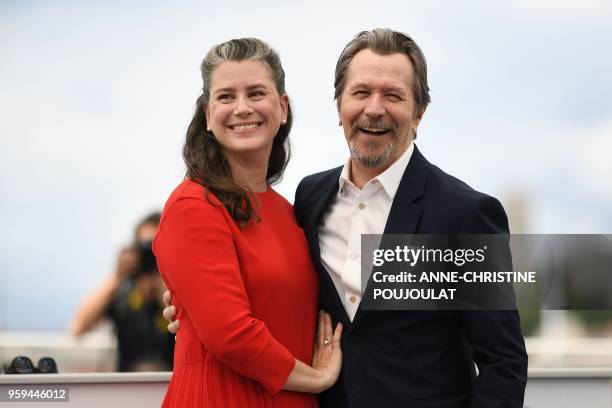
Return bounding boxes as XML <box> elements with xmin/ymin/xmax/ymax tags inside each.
<box><xmin>0</xmin><ymin>369</ymin><xmax>611</xmax><ymax>408</ymax></box>
<box><xmin>2</xmin><ymin>331</ymin><xmax>612</xmax><ymax>407</ymax></box>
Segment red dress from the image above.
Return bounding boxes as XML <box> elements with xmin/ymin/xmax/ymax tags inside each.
<box><xmin>153</xmin><ymin>179</ymin><xmax>319</xmax><ymax>407</ymax></box>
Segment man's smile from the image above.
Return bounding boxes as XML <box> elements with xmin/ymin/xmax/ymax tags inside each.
<box><xmin>357</xmin><ymin>126</ymin><xmax>391</xmax><ymax>136</ymax></box>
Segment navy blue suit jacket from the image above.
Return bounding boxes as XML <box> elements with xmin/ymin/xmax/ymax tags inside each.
<box><xmin>294</xmin><ymin>145</ymin><xmax>528</xmax><ymax>408</ymax></box>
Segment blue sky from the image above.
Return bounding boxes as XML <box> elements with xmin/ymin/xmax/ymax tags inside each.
<box><xmin>1</xmin><ymin>0</ymin><xmax>611</xmax><ymax>330</ymax></box>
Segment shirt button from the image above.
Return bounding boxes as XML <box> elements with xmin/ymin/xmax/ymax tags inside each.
<box><xmin>358</xmin><ymin>203</ymin><xmax>366</xmax><ymax>209</ymax></box>
<box><xmin>350</xmin><ymin>296</ymin><xmax>357</xmax><ymax>303</ymax></box>
<box><xmin>350</xmin><ymin>252</ymin><xmax>359</xmax><ymax>261</ymax></box>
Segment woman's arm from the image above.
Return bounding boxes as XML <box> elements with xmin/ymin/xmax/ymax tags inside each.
<box><xmin>283</xmin><ymin>311</ymin><xmax>343</xmax><ymax>393</ymax></box>
<box><xmin>162</xmin><ymin>289</ymin><xmax>344</xmax><ymax>393</ymax></box>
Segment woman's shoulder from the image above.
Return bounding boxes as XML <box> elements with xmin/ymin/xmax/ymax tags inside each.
<box><xmin>161</xmin><ymin>179</ymin><xmax>223</xmax><ymax>217</ymax></box>
<box><xmin>168</xmin><ymin>179</ymin><xmax>221</xmax><ymax>203</ymax></box>
<box><xmin>268</xmin><ymin>187</ymin><xmax>293</xmax><ymax>209</ymax></box>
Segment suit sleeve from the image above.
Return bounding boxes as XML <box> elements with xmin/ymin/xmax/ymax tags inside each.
<box><xmin>293</xmin><ymin>178</ymin><xmax>307</xmax><ymax>229</ymax></box>
<box><xmin>153</xmin><ymin>198</ymin><xmax>295</xmax><ymax>394</ymax></box>
<box><xmin>460</xmin><ymin>196</ymin><xmax>528</xmax><ymax>408</ymax></box>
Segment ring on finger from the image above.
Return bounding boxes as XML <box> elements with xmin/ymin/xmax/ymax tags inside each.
<box><xmin>323</xmin><ymin>338</ymin><xmax>330</xmax><ymax>346</ymax></box>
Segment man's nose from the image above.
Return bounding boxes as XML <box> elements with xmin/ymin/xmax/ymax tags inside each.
<box><xmin>233</xmin><ymin>95</ymin><xmax>253</xmax><ymax>116</ymax></box>
<box><xmin>364</xmin><ymin>94</ymin><xmax>385</xmax><ymax>118</ymax></box>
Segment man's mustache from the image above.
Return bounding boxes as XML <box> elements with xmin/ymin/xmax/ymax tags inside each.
<box><xmin>350</xmin><ymin>119</ymin><xmax>397</xmax><ymax>136</ymax></box>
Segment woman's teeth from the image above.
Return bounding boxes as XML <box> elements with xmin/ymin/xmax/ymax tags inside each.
<box><xmin>232</xmin><ymin>123</ymin><xmax>260</xmax><ymax>130</ymax></box>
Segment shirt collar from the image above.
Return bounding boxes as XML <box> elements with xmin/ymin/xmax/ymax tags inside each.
<box><xmin>376</xmin><ymin>142</ymin><xmax>414</xmax><ymax>199</ymax></box>
<box><xmin>338</xmin><ymin>157</ymin><xmax>353</xmax><ymax>194</ymax></box>
<box><xmin>338</xmin><ymin>142</ymin><xmax>415</xmax><ymax>199</ymax></box>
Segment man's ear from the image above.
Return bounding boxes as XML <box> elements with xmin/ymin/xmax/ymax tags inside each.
<box><xmin>412</xmin><ymin>106</ymin><xmax>427</xmax><ymax>134</ymax></box>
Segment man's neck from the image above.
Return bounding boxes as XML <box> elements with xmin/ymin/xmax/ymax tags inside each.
<box><xmin>349</xmin><ymin>161</ymin><xmax>389</xmax><ymax>190</ymax></box>
<box><xmin>348</xmin><ymin>143</ymin><xmax>413</xmax><ymax>190</ymax></box>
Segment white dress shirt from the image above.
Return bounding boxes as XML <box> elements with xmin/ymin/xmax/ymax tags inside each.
<box><xmin>318</xmin><ymin>143</ymin><xmax>415</xmax><ymax>320</ymax></box>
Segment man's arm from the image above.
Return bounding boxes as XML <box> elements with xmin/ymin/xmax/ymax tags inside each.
<box><xmin>293</xmin><ymin>177</ymin><xmax>309</xmax><ymax>229</ymax></box>
<box><xmin>460</xmin><ymin>196</ymin><xmax>528</xmax><ymax>408</ymax></box>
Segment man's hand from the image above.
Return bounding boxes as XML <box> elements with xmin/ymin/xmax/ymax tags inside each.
<box><xmin>162</xmin><ymin>290</ymin><xmax>180</xmax><ymax>334</ymax></box>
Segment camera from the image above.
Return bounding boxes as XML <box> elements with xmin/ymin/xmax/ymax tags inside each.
<box><xmin>135</xmin><ymin>241</ymin><xmax>158</xmax><ymax>277</ymax></box>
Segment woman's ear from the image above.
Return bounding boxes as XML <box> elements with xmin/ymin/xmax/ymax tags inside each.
<box><xmin>280</xmin><ymin>93</ymin><xmax>289</xmax><ymax>124</ymax></box>
<box><xmin>204</xmin><ymin>105</ymin><xmax>211</xmax><ymax>131</ymax></box>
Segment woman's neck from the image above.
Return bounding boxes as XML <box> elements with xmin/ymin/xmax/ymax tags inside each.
<box><xmin>225</xmin><ymin>152</ymin><xmax>269</xmax><ymax>193</ymax></box>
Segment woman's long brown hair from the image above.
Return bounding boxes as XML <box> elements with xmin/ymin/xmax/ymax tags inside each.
<box><xmin>183</xmin><ymin>38</ymin><xmax>292</xmax><ymax>227</ymax></box>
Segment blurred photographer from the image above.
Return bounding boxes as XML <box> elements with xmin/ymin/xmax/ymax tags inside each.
<box><xmin>70</xmin><ymin>212</ymin><xmax>174</xmax><ymax>372</ymax></box>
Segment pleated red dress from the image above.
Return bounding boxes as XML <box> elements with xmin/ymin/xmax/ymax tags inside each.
<box><xmin>153</xmin><ymin>179</ymin><xmax>319</xmax><ymax>407</ymax></box>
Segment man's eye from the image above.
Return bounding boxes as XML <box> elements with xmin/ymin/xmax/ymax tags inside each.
<box><xmin>250</xmin><ymin>90</ymin><xmax>266</xmax><ymax>98</ymax></box>
<box><xmin>353</xmin><ymin>90</ymin><xmax>369</xmax><ymax>97</ymax></box>
<box><xmin>386</xmin><ymin>94</ymin><xmax>401</xmax><ymax>102</ymax></box>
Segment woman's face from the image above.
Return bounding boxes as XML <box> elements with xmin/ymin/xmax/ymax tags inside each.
<box><xmin>205</xmin><ymin>60</ymin><xmax>288</xmax><ymax>160</ymax></box>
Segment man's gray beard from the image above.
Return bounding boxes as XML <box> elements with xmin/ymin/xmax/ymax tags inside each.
<box><xmin>349</xmin><ymin>140</ymin><xmax>393</xmax><ymax>168</ymax></box>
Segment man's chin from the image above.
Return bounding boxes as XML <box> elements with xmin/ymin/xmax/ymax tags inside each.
<box><xmin>349</xmin><ymin>143</ymin><xmax>393</xmax><ymax>169</ymax></box>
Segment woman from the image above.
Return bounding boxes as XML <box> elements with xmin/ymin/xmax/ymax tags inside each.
<box><xmin>152</xmin><ymin>38</ymin><xmax>342</xmax><ymax>407</ymax></box>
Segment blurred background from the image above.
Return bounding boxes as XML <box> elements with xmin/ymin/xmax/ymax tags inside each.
<box><xmin>1</xmin><ymin>0</ymin><xmax>611</xmax><ymax>372</ymax></box>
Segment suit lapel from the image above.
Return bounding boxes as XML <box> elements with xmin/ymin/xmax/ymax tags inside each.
<box><xmin>351</xmin><ymin>145</ymin><xmax>431</xmax><ymax>327</ymax></box>
<box><xmin>303</xmin><ymin>169</ymin><xmax>352</xmax><ymax>326</ymax></box>
<box><xmin>382</xmin><ymin>146</ymin><xmax>430</xmax><ymax>235</ymax></box>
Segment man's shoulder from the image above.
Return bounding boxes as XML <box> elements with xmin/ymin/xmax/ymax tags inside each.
<box><xmin>422</xmin><ymin>164</ymin><xmax>508</xmax><ymax>233</ymax></box>
<box><xmin>296</xmin><ymin>165</ymin><xmax>343</xmax><ymax>197</ymax></box>
<box><xmin>427</xmin><ymin>164</ymin><xmax>494</xmax><ymax>203</ymax></box>
<box><xmin>293</xmin><ymin>166</ymin><xmax>343</xmax><ymax>224</ymax></box>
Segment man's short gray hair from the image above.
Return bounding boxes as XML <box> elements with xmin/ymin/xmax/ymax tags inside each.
<box><xmin>334</xmin><ymin>28</ymin><xmax>431</xmax><ymax>118</ymax></box>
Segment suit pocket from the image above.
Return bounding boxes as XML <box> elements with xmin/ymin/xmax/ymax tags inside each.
<box><xmin>412</xmin><ymin>392</ymin><xmax>471</xmax><ymax>408</ymax></box>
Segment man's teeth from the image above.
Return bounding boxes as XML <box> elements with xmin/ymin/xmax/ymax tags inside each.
<box><xmin>361</xmin><ymin>127</ymin><xmax>389</xmax><ymax>134</ymax></box>
<box><xmin>233</xmin><ymin>123</ymin><xmax>259</xmax><ymax>130</ymax></box>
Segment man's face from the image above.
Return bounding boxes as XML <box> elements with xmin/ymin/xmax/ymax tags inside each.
<box><xmin>338</xmin><ymin>49</ymin><xmax>424</xmax><ymax>172</ymax></box>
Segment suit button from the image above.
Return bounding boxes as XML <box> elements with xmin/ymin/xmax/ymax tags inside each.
<box><xmin>347</xmin><ymin>333</ymin><xmax>358</xmax><ymax>344</ymax></box>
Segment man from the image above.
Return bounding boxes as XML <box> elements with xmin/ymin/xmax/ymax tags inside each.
<box><xmin>164</xmin><ymin>29</ymin><xmax>527</xmax><ymax>407</ymax></box>
<box><xmin>293</xmin><ymin>29</ymin><xmax>527</xmax><ymax>408</ymax></box>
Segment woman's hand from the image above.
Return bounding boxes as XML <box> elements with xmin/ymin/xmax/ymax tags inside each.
<box><xmin>312</xmin><ymin>310</ymin><xmax>343</xmax><ymax>390</ymax></box>
<box><xmin>282</xmin><ymin>310</ymin><xmax>343</xmax><ymax>394</ymax></box>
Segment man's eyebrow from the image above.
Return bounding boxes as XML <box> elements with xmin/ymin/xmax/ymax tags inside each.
<box><xmin>347</xmin><ymin>82</ymin><xmax>409</xmax><ymax>95</ymax></box>
<box><xmin>381</xmin><ymin>86</ymin><xmax>408</xmax><ymax>95</ymax></box>
<box><xmin>347</xmin><ymin>82</ymin><xmax>371</xmax><ymax>91</ymax></box>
